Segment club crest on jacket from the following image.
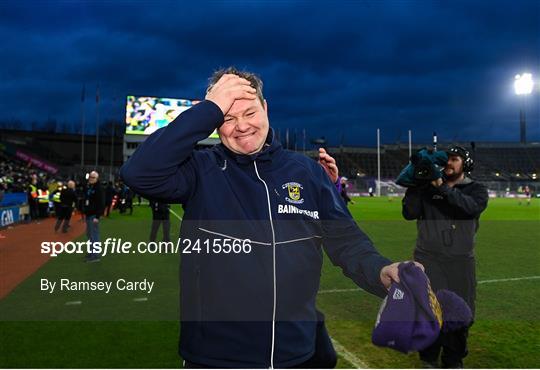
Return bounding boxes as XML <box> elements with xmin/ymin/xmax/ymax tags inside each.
<box><xmin>282</xmin><ymin>182</ymin><xmax>304</xmax><ymax>204</ymax></box>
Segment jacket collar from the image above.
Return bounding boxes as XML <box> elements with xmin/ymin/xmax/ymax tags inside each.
<box><xmin>219</xmin><ymin>127</ymin><xmax>282</xmax><ymax>164</ymax></box>
<box><xmin>455</xmin><ymin>176</ymin><xmax>473</xmax><ymax>186</ymax></box>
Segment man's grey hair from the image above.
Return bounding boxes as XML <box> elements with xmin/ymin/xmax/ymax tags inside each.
<box><xmin>207</xmin><ymin>67</ymin><xmax>265</xmax><ymax>105</ymax></box>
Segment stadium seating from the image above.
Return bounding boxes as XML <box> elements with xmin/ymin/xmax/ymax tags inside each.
<box><xmin>318</xmin><ymin>144</ymin><xmax>540</xmax><ymax>183</ymax></box>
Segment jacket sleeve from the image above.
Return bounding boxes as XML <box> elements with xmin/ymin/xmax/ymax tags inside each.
<box><xmin>402</xmin><ymin>187</ymin><xmax>423</xmax><ymax>220</ymax></box>
<box><xmin>95</xmin><ymin>187</ymin><xmax>105</xmax><ymax>219</ymax></box>
<box><xmin>318</xmin><ymin>167</ymin><xmax>391</xmax><ymax>298</ymax></box>
<box><xmin>438</xmin><ymin>182</ymin><xmax>488</xmax><ymax>217</ymax></box>
<box><xmin>120</xmin><ymin>100</ymin><xmax>224</xmax><ymax>204</ymax></box>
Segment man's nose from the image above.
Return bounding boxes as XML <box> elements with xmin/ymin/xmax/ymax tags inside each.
<box><xmin>235</xmin><ymin>118</ymin><xmax>250</xmax><ymax>132</ymax></box>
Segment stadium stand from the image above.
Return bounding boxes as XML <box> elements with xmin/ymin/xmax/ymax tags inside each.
<box><xmin>307</xmin><ymin>142</ymin><xmax>540</xmax><ymax>194</ymax></box>
<box><xmin>0</xmin><ymin>151</ymin><xmax>52</xmax><ymax>193</ymax></box>
<box><xmin>2</xmin><ymin>128</ymin><xmax>538</xmax><ymax>196</ymax></box>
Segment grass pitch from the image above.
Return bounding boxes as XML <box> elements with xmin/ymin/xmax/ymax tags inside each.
<box><xmin>0</xmin><ymin>197</ymin><xmax>539</xmax><ymax>368</ymax></box>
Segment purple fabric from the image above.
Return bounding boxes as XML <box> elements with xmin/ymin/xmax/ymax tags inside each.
<box><xmin>372</xmin><ymin>262</ymin><xmax>474</xmax><ymax>354</ymax></box>
<box><xmin>335</xmin><ymin>177</ymin><xmax>343</xmax><ymax>193</ymax></box>
<box><xmin>372</xmin><ymin>262</ymin><xmax>442</xmax><ymax>353</ymax></box>
<box><xmin>436</xmin><ymin>289</ymin><xmax>473</xmax><ymax>332</ymax></box>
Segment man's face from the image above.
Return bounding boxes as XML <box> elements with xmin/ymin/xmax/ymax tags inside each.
<box><xmin>218</xmin><ymin>98</ymin><xmax>269</xmax><ymax>155</ymax></box>
<box><xmin>444</xmin><ymin>155</ymin><xmax>464</xmax><ymax>178</ymax></box>
<box><xmin>88</xmin><ymin>173</ymin><xmax>98</xmax><ymax>185</ymax></box>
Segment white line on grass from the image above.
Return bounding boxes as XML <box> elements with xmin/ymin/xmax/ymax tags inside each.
<box><xmin>331</xmin><ymin>337</ymin><xmax>368</xmax><ymax>368</ymax></box>
<box><xmin>319</xmin><ymin>288</ymin><xmax>363</xmax><ymax>294</ymax></box>
<box><xmin>169</xmin><ymin>208</ymin><xmax>183</xmax><ymax>221</ymax></box>
<box><xmin>319</xmin><ymin>276</ymin><xmax>540</xmax><ymax>294</ymax></box>
<box><xmin>133</xmin><ymin>297</ymin><xmax>148</xmax><ymax>302</ymax></box>
<box><xmin>65</xmin><ymin>300</ymin><xmax>82</xmax><ymax>305</ymax></box>
<box><xmin>477</xmin><ymin>276</ymin><xmax>540</xmax><ymax>284</ymax></box>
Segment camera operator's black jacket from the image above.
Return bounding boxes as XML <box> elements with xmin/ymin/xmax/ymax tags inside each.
<box><xmin>402</xmin><ymin>178</ymin><xmax>488</xmax><ymax>257</ymax></box>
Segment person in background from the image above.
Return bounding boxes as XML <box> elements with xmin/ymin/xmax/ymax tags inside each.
<box><xmin>402</xmin><ymin>145</ymin><xmax>488</xmax><ymax>368</ymax></box>
<box><xmin>104</xmin><ymin>181</ymin><xmax>115</xmax><ymax>217</ymax></box>
<box><xmin>28</xmin><ymin>173</ymin><xmax>39</xmax><ymax>220</ymax></box>
<box><xmin>37</xmin><ymin>184</ymin><xmax>49</xmax><ymax>219</ymax></box>
<box><xmin>149</xmin><ymin>199</ymin><xmax>171</xmax><ymax>243</ymax></box>
<box><xmin>339</xmin><ymin>177</ymin><xmax>354</xmax><ymax>205</ymax></box>
<box><xmin>51</xmin><ymin>181</ymin><xmax>63</xmax><ymax>222</ymax></box>
<box><xmin>83</xmin><ymin>171</ymin><xmax>105</xmax><ymax>262</ymax></box>
<box><xmin>55</xmin><ymin>180</ymin><xmax>77</xmax><ymax>233</ymax></box>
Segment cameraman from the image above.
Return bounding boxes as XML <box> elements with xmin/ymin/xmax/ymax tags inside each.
<box><xmin>402</xmin><ymin>146</ymin><xmax>488</xmax><ymax>368</ymax></box>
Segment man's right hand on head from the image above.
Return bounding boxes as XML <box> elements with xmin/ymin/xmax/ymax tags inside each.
<box><xmin>205</xmin><ymin>74</ymin><xmax>257</xmax><ymax>116</ymax></box>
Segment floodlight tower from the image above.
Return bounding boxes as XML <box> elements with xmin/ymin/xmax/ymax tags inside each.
<box><xmin>514</xmin><ymin>73</ymin><xmax>534</xmax><ymax>144</ymax></box>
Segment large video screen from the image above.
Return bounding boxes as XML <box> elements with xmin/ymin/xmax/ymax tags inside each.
<box><xmin>125</xmin><ymin>95</ymin><xmax>219</xmax><ymax>138</ymax></box>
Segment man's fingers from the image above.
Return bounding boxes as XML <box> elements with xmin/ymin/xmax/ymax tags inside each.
<box><xmin>218</xmin><ymin>75</ymin><xmax>252</xmax><ymax>90</ymax></box>
<box><xmin>319</xmin><ymin>158</ymin><xmax>337</xmax><ymax>172</ymax></box>
<box><xmin>413</xmin><ymin>261</ymin><xmax>425</xmax><ymax>272</ymax></box>
<box><xmin>227</xmin><ymin>85</ymin><xmax>257</xmax><ymax>100</ymax></box>
<box><xmin>324</xmin><ymin>154</ymin><xmax>336</xmax><ymax>165</ymax></box>
<box><xmin>319</xmin><ymin>153</ymin><xmax>336</xmax><ymax>165</ymax></box>
<box><xmin>210</xmin><ymin>75</ymin><xmax>252</xmax><ymax>93</ymax></box>
<box><xmin>380</xmin><ymin>262</ymin><xmax>402</xmax><ymax>289</ymax></box>
<box><xmin>318</xmin><ymin>148</ymin><xmax>335</xmax><ymax>163</ymax></box>
<box><xmin>208</xmin><ymin>74</ymin><xmax>232</xmax><ymax>91</ymax></box>
<box><xmin>327</xmin><ymin>163</ymin><xmax>337</xmax><ymax>172</ymax></box>
<box><xmin>389</xmin><ymin>268</ymin><xmax>400</xmax><ymax>283</ymax></box>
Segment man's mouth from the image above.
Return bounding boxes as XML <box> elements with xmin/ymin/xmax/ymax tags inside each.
<box><xmin>235</xmin><ymin>132</ymin><xmax>256</xmax><ymax>140</ymax></box>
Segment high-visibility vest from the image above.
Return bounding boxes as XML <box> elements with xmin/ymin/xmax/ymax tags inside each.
<box><xmin>29</xmin><ymin>184</ymin><xmax>38</xmax><ymax>199</ymax></box>
<box><xmin>52</xmin><ymin>191</ymin><xmax>61</xmax><ymax>203</ymax></box>
<box><xmin>37</xmin><ymin>189</ymin><xmax>49</xmax><ymax>204</ymax></box>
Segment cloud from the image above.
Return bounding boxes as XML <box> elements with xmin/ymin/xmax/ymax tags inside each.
<box><xmin>0</xmin><ymin>0</ymin><xmax>538</xmax><ymax>144</ymax></box>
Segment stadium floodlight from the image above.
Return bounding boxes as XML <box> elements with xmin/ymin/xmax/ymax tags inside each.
<box><xmin>514</xmin><ymin>73</ymin><xmax>534</xmax><ymax>95</ymax></box>
<box><xmin>495</xmin><ymin>172</ymin><xmax>500</xmax><ymax>177</ymax></box>
<box><xmin>532</xmin><ymin>173</ymin><xmax>537</xmax><ymax>179</ymax></box>
<box><xmin>516</xmin><ymin>173</ymin><xmax>521</xmax><ymax>177</ymax></box>
<box><xmin>515</xmin><ymin>73</ymin><xmax>533</xmax><ymax>143</ymax></box>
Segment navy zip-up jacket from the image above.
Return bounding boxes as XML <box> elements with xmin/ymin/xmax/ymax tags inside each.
<box><xmin>120</xmin><ymin>100</ymin><xmax>391</xmax><ymax>368</ymax></box>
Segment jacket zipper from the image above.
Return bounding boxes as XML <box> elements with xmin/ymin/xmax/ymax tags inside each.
<box><xmin>253</xmin><ymin>161</ymin><xmax>277</xmax><ymax>369</ymax></box>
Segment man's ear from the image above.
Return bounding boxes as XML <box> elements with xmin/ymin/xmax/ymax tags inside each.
<box><xmin>263</xmin><ymin>99</ymin><xmax>268</xmax><ymax>113</ymax></box>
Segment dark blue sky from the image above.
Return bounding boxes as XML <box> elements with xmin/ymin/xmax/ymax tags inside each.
<box><xmin>1</xmin><ymin>0</ymin><xmax>539</xmax><ymax>146</ymax></box>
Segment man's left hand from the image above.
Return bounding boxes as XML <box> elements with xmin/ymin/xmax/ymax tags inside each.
<box><xmin>379</xmin><ymin>261</ymin><xmax>425</xmax><ymax>290</ymax></box>
<box><xmin>318</xmin><ymin>148</ymin><xmax>339</xmax><ymax>183</ymax></box>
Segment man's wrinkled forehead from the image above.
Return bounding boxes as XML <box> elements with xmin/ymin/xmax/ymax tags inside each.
<box><xmin>225</xmin><ymin>98</ymin><xmax>264</xmax><ymax>118</ymax></box>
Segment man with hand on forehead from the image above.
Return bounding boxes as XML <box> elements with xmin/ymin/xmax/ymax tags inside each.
<box><xmin>121</xmin><ymin>67</ymin><xmax>413</xmax><ymax>368</ymax></box>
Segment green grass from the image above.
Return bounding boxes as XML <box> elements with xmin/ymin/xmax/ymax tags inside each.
<box><xmin>0</xmin><ymin>198</ymin><xmax>539</xmax><ymax>368</ymax></box>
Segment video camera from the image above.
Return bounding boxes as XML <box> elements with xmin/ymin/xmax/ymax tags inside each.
<box><xmin>396</xmin><ymin>148</ymin><xmax>448</xmax><ymax>188</ymax></box>
<box><xmin>396</xmin><ymin>132</ymin><xmax>449</xmax><ymax>188</ymax></box>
